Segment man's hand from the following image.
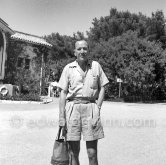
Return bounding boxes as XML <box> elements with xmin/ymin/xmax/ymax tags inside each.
<box><xmin>96</xmin><ymin>86</ymin><xmax>105</xmax><ymax>112</ymax></box>
<box><xmin>59</xmin><ymin>117</ymin><xmax>66</xmax><ymax>127</ymax></box>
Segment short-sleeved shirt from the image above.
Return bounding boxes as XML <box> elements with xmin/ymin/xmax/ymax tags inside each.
<box><xmin>58</xmin><ymin>60</ymin><xmax>109</xmax><ymax>100</ymax></box>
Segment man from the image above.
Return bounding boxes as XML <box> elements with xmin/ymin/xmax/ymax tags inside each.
<box><xmin>58</xmin><ymin>40</ymin><xmax>109</xmax><ymax>165</ymax></box>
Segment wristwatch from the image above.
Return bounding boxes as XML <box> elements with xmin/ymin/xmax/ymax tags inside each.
<box><xmin>97</xmin><ymin>105</ymin><xmax>101</xmax><ymax>110</ymax></box>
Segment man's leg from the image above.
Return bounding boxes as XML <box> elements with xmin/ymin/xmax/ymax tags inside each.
<box><xmin>86</xmin><ymin>140</ymin><xmax>98</xmax><ymax>165</ymax></box>
<box><xmin>68</xmin><ymin>141</ymin><xmax>80</xmax><ymax>165</ymax></box>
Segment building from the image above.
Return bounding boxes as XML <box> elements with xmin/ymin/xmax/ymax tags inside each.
<box><xmin>0</xmin><ymin>18</ymin><xmax>52</xmax><ymax>96</ymax></box>
<box><xmin>0</xmin><ymin>18</ymin><xmax>14</xmax><ymax>82</ymax></box>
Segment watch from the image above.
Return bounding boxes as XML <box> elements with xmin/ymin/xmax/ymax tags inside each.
<box><xmin>98</xmin><ymin>105</ymin><xmax>101</xmax><ymax>110</ymax></box>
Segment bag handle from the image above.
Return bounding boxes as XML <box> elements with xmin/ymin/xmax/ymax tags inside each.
<box><xmin>57</xmin><ymin>127</ymin><xmax>62</xmax><ymax>140</ymax></box>
<box><xmin>56</xmin><ymin>126</ymin><xmax>67</xmax><ymax>142</ymax></box>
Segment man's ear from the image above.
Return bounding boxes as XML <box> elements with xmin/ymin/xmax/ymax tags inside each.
<box><xmin>74</xmin><ymin>49</ymin><xmax>76</xmax><ymax>56</ymax></box>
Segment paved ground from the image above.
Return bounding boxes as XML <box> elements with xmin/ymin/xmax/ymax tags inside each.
<box><xmin>1</xmin><ymin>99</ymin><xmax>166</xmax><ymax>165</ymax></box>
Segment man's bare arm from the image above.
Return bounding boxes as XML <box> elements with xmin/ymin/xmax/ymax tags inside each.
<box><xmin>59</xmin><ymin>89</ymin><xmax>67</xmax><ymax>126</ymax></box>
<box><xmin>96</xmin><ymin>86</ymin><xmax>105</xmax><ymax>110</ymax></box>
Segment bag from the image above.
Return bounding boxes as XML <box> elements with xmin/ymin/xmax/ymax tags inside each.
<box><xmin>51</xmin><ymin>127</ymin><xmax>69</xmax><ymax>165</ymax></box>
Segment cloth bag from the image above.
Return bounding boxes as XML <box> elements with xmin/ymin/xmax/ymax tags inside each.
<box><xmin>51</xmin><ymin>127</ymin><xmax>69</xmax><ymax>165</ymax></box>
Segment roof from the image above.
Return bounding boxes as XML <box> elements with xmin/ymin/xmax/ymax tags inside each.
<box><xmin>0</xmin><ymin>18</ymin><xmax>14</xmax><ymax>34</ymax></box>
<box><xmin>0</xmin><ymin>18</ymin><xmax>8</xmax><ymax>26</ymax></box>
<box><xmin>11</xmin><ymin>31</ymin><xmax>52</xmax><ymax>47</ymax></box>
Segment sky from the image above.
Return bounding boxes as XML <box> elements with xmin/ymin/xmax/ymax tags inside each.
<box><xmin>0</xmin><ymin>0</ymin><xmax>166</xmax><ymax>37</ymax></box>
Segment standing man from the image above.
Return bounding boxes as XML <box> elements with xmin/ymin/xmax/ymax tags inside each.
<box><xmin>58</xmin><ymin>40</ymin><xmax>109</xmax><ymax>165</ymax></box>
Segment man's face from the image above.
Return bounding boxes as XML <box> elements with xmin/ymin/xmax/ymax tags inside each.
<box><xmin>74</xmin><ymin>40</ymin><xmax>89</xmax><ymax>62</ymax></box>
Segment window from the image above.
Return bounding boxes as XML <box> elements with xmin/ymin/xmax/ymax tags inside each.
<box><xmin>17</xmin><ymin>57</ymin><xmax>23</xmax><ymax>67</ymax></box>
<box><xmin>17</xmin><ymin>57</ymin><xmax>30</xmax><ymax>69</ymax></box>
<box><xmin>25</xmin><ymin>58</ymin><xmax>30</xmax><ymax>69</ymax></box>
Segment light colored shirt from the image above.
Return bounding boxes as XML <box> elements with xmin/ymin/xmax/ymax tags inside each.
<box><xmin>50</xmin><ymin>81</ymin><xmax>59</xmax><ymax>87</ymax></box>
<box><xmin>58</xmin><ymin>60</ymin><xmax>109</xmax><ymax>100</ymax></box>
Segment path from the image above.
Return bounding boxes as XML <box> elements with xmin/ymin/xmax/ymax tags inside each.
<box><xmin>1</xmin><ymin>99</ymin><xmax>166</xmax><ymax>165</ymax></box>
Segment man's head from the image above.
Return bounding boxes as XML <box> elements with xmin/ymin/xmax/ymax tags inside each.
<box><xmin>74</xmin><ymin>40</ymin><xmax>89</xmax><ymax>63</ymax></box>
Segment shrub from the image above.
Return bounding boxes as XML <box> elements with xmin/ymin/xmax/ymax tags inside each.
<box><xmin>0</xmin><ymin>92</ymin><xmax>41</xmax><ymax>102</ymax></box>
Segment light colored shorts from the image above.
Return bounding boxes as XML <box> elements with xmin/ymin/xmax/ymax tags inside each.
<box><xmin>65</xmin><ymin>101</ymin><xmax>104</xmax><ymax>141</ymax></box>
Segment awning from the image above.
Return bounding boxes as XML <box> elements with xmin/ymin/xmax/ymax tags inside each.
<box><xmin>11</xmin><ymin>31</ymin><xmax>52</xmax><ymax>47</ymax></box>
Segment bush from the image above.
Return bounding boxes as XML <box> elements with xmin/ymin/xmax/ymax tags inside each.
<box><xmin>105</xmin><ymin>82</ymin><xmax>119</xmax><ymax>100</ymax></box>
<box><xmin>0</xmin><ymin>92</ymin><xmax>41</xmax><ymax>102</ymax></box>
<box><xmin>123</xmin><ymin>95</ymin><xmax>142</xmax><ymax>102</ymax></box>
<box><xmin>123</xmin><ymin>85</ymin><xmax>166</xmax><ymax>103</ymax></box>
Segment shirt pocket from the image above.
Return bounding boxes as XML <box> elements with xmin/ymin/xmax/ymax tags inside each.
<box><xmin>90</xmin><ymin>76</ymin><xmax>99</xmax><ymax>89</ymax></box>
<box><xmin>91</xmin><ymin>103</ymin><xmax>101</xmax><ymax>127</ymax></box>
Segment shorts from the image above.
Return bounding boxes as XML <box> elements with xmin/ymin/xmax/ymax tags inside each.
<box><xmin>65</xmin><ymin>101</ymin><xmax>104</xmax><ymax>141</ymax></box>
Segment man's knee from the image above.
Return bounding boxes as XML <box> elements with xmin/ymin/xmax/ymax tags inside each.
<box><xmin>68</xmin><ymin>141</ymin><xmax>80</xmax><ymax>157</ymax></box>
<box><xmin>87</xmin><ymin>148</ymin><xmax>97</xmax><ymax>159</ymax></box>
<box><xmin>86</xmin><ymin>140</ymin><xmax>98</xmax><ymax>160</ymax></box>
<box><xmin>70</xmin><ymin>150</ymin><xmax>79</xmax><ymax>158</ymax></box>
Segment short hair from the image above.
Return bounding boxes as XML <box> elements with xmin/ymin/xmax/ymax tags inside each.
<box><xmin>75</xmin><ymin>40</ymin><xmax>88</xmax><ymax>49</ymax></box>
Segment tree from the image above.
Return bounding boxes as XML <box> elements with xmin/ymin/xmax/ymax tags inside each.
<box><xmin>88</xmin><ymin>8</ymin><xmax>148</xmax><ymax>42</ymax></box>
<box><xmin>87</xmin><ymin>8</ymin><xmax>166</xmax><ymax>44</ymax></box>
<box><xmin>146</xmin><ymin>10</ymin><xmax>166</xmax><ymax>42</ymax></box>
<box><xmin>90</xmin><ymin>31</ymin><xmax>166</xmax><ymax>99</ymax></box>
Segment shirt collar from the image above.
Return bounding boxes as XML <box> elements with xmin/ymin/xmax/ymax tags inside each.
<box><xmin>87</xmin><ymin>59</ymin><xmax>92</xmax><ymax>68</ymax></box>
<box><xmin>74</xmin><ymin>59</ymin><xmax>92</xmax><ymax>68</ymax></box>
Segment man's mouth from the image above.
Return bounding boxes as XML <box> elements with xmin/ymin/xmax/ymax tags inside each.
<box><xmin>80</xmin><ymin>53</ymin><xmax>86</xmax><ymax>57</ymax></box>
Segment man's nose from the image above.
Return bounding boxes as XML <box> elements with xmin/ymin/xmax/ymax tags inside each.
<box><xmin>80</xmin><ymin>48</ymin><xmax>85</xmax><ymax>53</ymax></box>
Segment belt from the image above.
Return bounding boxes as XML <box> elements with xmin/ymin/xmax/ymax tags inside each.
<box><xmin>67</xmin><ymin>97</ymin><xmax>96</xmax><ymax>104</ymax></box>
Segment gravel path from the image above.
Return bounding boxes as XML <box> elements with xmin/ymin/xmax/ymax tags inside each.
<box><xmin>1</xmin><ymin>99</ymin><xmax>166</xmax><ymax>165</ymax></box>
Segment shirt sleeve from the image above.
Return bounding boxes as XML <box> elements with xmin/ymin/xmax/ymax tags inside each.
<box><xmin>58</xmin><ymin>65</ymin><xmax>69</xmax><ymax>91</ymax></box>
<box><xmin>98</xmin><ymin>63</ymin><xmax>109</xmax><ymax>87</ymax></box>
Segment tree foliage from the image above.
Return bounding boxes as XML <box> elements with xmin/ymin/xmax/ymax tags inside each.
<box><xmin>88</xmin><ymin>8</ymin><xmax>165</xmax><ymax>43</ymax></box>
<box><xmin>86</xmin><ymin>8</ymin><xmax>166</xmax><ymax>100</ymax></box>
<box><xmin>90</xmin><ymin>31</ymin><xmax>166</xmax><ymax>85</ymax></box>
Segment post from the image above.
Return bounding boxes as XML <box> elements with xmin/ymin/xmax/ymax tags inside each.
<box><xmin>0</xmin><ymin>31</ymin><xmax>6</xmax><ymax>81</ymax></box>
<box><xmin>119</xmin><ymin>82</ymin><xmax>121</xmax><ymax>98</ymax></box>
<box><xmin>48</xmin><ymin>83</ymin><xmax>51</xmax><ymax>97</ymax></box>
<box><xmin>39</xmin><ymin>52</ymin><xmax>44</xmax><ymax>96</ymax></box>
<box><xmin>117</xmin><ymin>77</ymin><xmax>122</xmax><ymax>98</ymax></box>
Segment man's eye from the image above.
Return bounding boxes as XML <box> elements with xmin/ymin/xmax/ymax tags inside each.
<box><xmin>77</xmin><ymin>47</ymin><xmax>87</xmax><ymax>51</ymax></box>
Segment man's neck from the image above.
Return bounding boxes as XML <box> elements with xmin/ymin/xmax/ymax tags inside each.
<box><xmin>77</xmin><ymin>60</ymin><xmax>88</xmax><ymax>72</ymax></box>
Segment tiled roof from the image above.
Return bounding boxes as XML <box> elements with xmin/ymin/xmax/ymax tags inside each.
<box><xmin>11</xmin><ymin>31</ymin><xmax>52</xmax><ymax>47</ymax></box>
<box><xmin>0</xmin><ymin>18</ymin><xmax>8</xmax><ymax>26</ymax></box>
<box><xmin>0</xmin><ymin>18</ymin><xmax>14</xmax><ymax>34</ymax></box>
